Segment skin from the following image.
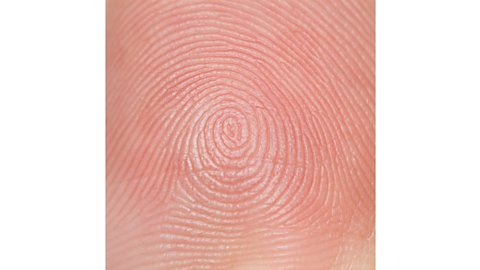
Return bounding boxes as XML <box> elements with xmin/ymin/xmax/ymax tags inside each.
<box><xmin>106</xmin><ymin>0</ymin><xmax>375</xmax><ymax>269</ymax></box>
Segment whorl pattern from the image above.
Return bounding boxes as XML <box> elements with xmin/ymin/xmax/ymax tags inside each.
<box><xmin>107</xmin><ymin>0</ymin><xmax>374</xmax><ymax>268</ymax></box>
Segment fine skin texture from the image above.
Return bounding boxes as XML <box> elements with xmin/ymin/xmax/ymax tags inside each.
<box><xmin>106</xmin><ymin>0</ymin><xmax>375</xmax><ymax>269</ymax></box>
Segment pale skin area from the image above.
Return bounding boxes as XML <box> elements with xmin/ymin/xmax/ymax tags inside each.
<box><xmin>107</xmin><ymin>0</ymin><xmax>375</xmax><ymax>269</ymax></box>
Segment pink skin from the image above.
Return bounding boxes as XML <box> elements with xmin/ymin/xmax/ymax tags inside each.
<box><xmin>107</xmin><ymin>0</ymin><xmax>375</xmax><ymax>269</ymax></box>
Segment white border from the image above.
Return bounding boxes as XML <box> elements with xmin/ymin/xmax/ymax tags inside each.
<box><xmin>0</xmin><ymin>1</ymin><xmax>104</xmax><ymax>269</ymax></box>
<box><xmin>378</xmin><ymin>0</ymin><xmax>480</xmax><ymax>269</ymax></box>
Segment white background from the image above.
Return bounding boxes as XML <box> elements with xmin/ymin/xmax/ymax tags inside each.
<box><xmin>0</xmin><ymin>0</ymin><xmax>104</xmax><ymax>269</ymax></box>
<box><xmin>377</xmin><ymin>0</ymin><xmax>480</xmax><ymax>269</ymax></box>
<box><xmin>0</xmin><ymin>0</ymin><xmax>479</xmax><ymax>269</ymax></box>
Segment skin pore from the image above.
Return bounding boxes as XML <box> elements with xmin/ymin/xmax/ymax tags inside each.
<box><xmin>106</xmin><ymin>0</ymin><xmax>375</xmax><ymax>269</ymax></box>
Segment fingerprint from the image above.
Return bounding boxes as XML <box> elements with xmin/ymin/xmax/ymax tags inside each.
<box><xmin>175</xmin><ymin>74</ymin><xmax>324</xmax><ymax>227</ymax></box>
<box><xmin>123</xmin><ymin>0</ymin><xmax>348</xmax><ymax>229</ymax></box>
<box><xmin>109</xmin><ymin>0</ymin><xmax>375</xmax><ymax>268</ymax></box>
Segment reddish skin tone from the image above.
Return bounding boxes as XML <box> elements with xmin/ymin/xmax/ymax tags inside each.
<box><xmin>107</xmin><ymin>0</ymin><xmax>374</xmax><ymax>269</ymax></box>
